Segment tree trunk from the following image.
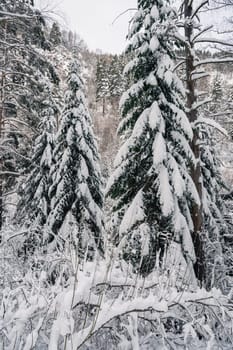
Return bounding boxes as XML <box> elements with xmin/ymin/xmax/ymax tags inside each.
<box><xmin>103</xmin><ymin>97</ymin><xmax>105</xmax><ymax>117</ymax></box>
<box><xmin>184</xmin><ymin>0</ymin><xmax>206</xmax><ymax>286</ymax></box>
<box><xmin>0</xmin><ymin>102</ymin><xmax>3</xmax><ymax>236</ymax></box>
<box><xmin>0</xmin><ymin>20</ymin><xmax>8</xmax><ymax>235</ymax></box>
<box><xmin>0</xmin><ymin>97</ymin><xmax>4</xmax><ymax>236</ymax></box>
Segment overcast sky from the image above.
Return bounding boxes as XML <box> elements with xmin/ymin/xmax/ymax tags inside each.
<box><xmin>37</xmin><ymin>0</ymin><xmax>137</xmax><ymax>53</ymax></box>
<box><xmin>36</xmin><ymin>1</ymin><xmax>233</xmax><ymax>53</ymax></box>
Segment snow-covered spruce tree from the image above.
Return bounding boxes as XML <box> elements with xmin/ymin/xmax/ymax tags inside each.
<box><xmin>47</xmin><ymin>60</ymin><xmax>104</xmax><ymax>257</ymax></box>
<box><xmin>106</xmin><ymin>0</ymin><xmax>199</xmax><ymax>275</ymax></box>
<box><xmin>49</xmin><ymin>22</ymin><xmax>62</xmax><ymax>47</ymax></box>
<box><xmin>228</xmin><ymin>87</ymin><xmax>233</xmax><ymax>140</ymax></box>
<box><xmin>15</xmin><ymin>88</ymin><xmax>57</xmax><ymax>255</ymax></box>
<box><xmin>96</xmin><ymin>56</ymin><xmax>109</xmax><ymax>116</ymax></box>
<box><xmin>109</xmin><ymin>55</ymin><xmax>125</xmax><ymax>103</ymax></box>
<box><xmin>208</xmin><ymin>74</ymin><xmax>224</xmax><ymax>115</ymax></box>
<box><xmin>198</xmin><ymin>121</ymin><xmax>226</xmax><ymax>287</ymax></box>
<box><xmin>0</xmin><ymin>0</ymin><xmax>58</xmax><ymax>232</ymax></box>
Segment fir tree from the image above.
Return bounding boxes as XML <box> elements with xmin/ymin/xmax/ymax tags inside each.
<box><xmin>109</xmin><ymin>55</ymin><xmax>125</xmax><ymax>102</ymax></box>
<box><xmin>49</xmin><ymin>22</ymin><xmax>62</xmax><ymax>47</ymax></box>
<box><xmin>16</xmin><ymin>87</ymin><xmax>57</xmax><ymax>254</ymax></box>
<box><xmin>106</xmin><ymin>0</ymin><xmax>199</xmax><ymax>275</ymax></box>
<box><xmin>0</xmin><ymin>0</ymin><xmax>59</xmax><ymax>231</ymax></box>
<box><xmin>212</xmin><ymin>75</ymin><xmax>223</xmax><ymax>103</ymax></box>
<box><xmin>96</xmin><ymin>57</ymin><xmax>109</xmax><ymax>116</ymax></box>
<box><xmin>227</xmin><ymin>86</ymin><xmax>233</xmax><ymax>140</ymax></box>
<box><xmin>209</xmin><ymin>75</ymin><xmax>223</xmax><ymax>115</ymax></box>
<box><xmin>199</xmin><ymin>123</ymin><xmax>226</xmax><ymax>288</ymax></box>
<box><xmin>47</xmin><ymin>60</ymin><xmax>104</xmax><ymax>257</ymax></box>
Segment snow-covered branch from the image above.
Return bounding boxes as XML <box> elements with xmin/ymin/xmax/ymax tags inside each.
<box><xmin>0</xmin><ymin>171</ymin><xmax>20</xmax><ymax>176</ymax></box>
<box><xmin>192</xmin><ymin>25</ymin><xmax>213</xmax><ymax>42</ymax></box>
<box><xmin>195</xmin><ymin>117</ymin><xmax>229</xmax><ymax>137</ymax></box>
<box><xmin>194</xmin><ymin>57</ymin><xmax>233</xmax><ymax>67</ymax></box>
<box><xmin>0</xmin><ymin>11</ymin><xmax>37</xmax><ymax>20</ymax></box>
<box><xmin>188</xmin><ymin>98</ymin><xmax>212</xmax><ymax>111</ymax></box>
<box><xmin>195</xmin><ymin>38</ymin><xmax>233</xmax><ymax>47</ymax></box>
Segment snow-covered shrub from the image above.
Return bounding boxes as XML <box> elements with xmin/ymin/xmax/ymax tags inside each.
<box><xmin>1</xmin><ymin>233</ymin><xmax>233</xmax><ymax>350</ymax></box>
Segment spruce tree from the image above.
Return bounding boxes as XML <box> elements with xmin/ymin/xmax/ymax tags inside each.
<box><xmin>96</xmin><ymin>57</ymin><xmax>109</xmax><ymax>116</ymax></box>
<box><xmin>0</xmin><ymin>0</ymin><xmax>58</xmax><ymax>231</ymax></box>
<box><xmin>109</xmin><ymin>55</ymin><xmax>124</xmax><ymax>102</ymax></box>
<box><xmin>212</xmin><ymin>75</ymin><xmax>223</xmax><ymax>102</ymax></box>
<box><xmin>209</xmin><ymin>75</ymin><xmax>223</xmax><ymax>115</ymax></box>
<box><xmin>47</xmin><ymin>60</ymin><xmax>104</xmax><ymax>257</ymax></box>
<box><xmin>15</xmin><ymin>86</ymin><xmax>57</xmax><ymax>254</ymax></box>
<box><xmin>49</xmin><ymin>22</ymin><xmax>62</xmax><ymax>47</ymax></box>
<box><xmin>199</xmin><ymin>123</ymin><xmax>226</xmax><ymax>287</ymax></box>
<box><xmin>106</xmin><ymin>0</ymin><xmax>199</xmax><ymax>275</ymax></box>
<box><xmin>227</xmin><ymin>87</ymin><xmax>233</xmax><ymax>140</ymax></box>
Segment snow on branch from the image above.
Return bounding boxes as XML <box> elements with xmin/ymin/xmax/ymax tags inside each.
<box><xmin>188</xmin><ymin>98</ymin><xmax>212</xmax><ymax>111</ymax></box>
<box><xmin>0</xmin><ymin>11</ymin><xmax>37</xmax><ymax>20</ymax></box>
<box><xmin>194</xmin><ymin>57</ymin><xmax>233</xmax><ymax>67</ymax></box>
<box><xmin>3</xmin><ymin>117</ymin><xmax>37</xmax><ymax>132</ymax></box>
<box><xmin>191</xmin><ymin>71</ymin><xmax>209</xmax><ymax>80</ymax></box>
<box><xmin>0</xmin><ymin>229</ymin><xmax>28</xmax><ymax>244</ymax></box>
<box><xmin>72</xmin><ymin>297</ymin><xmax>168</xmax><ymax>349</ymax></box>
<box><xmin>195</xmin><ymin>117</ymin><xmax>229</xmax><ymax>137</ymax></box>
<box><xmin>192</xmin><ymin>25</ymin><xmax>214</xmax><ymax>42</ymax></box>
<box><xmin>195</xmin><ymin>38</ymin><xmax>233</xmax><ymax>47</ymax></box>
<box><xmin>0</xmin><ymin>171</ymin><xmax>20</xmax><ymax>176</ymax></box>
<box><xmin>173</xmin><ymin>60</ymin><xmax>186</xmax><ymax>72</ymax></box>
<box><xmin>0</xmin><ymin>145</ymin><xmax>32</xmax><ymax>162</ymax></box>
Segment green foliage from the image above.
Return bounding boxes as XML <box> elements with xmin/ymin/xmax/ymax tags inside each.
<box><xmin>15</xmin><ymin>84</ymin><xmax>57</xmax><ymax>254</ymax></box>
<box><xmin>47</xmin><ymin>60</ymin><xmax>104</xmax><ymax>257</ymax></box>
<box><xmin>107</xmin><ymin>0</ymin><xmax>199</xmax><ymax>275</ymax></box>
<box><xmin>0</xmin><ymin>0</ymin><xmax>59</xmax><ymax>228</ymax></box>
<box><xmin>49</xmin><ymin>22</ymin><xmax>62</xmax><ymax>47</ymax></box>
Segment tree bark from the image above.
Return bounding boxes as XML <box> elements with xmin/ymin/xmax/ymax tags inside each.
<box><xmin>103</xmin><ymin>97</ymin><xmax>105</xmax><ymax>117</ymax></box>
<box><xmin>0</xmin><ymin>20</ymin><xmax>8</xmax><ymax>235</ymax></box>
<box><xmin>184</xmin><ymin>0</ymin><xmax>206</xmax><ymax>286</ymax></box>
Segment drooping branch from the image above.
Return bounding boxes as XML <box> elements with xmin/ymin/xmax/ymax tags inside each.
<box><xmin>194</xmin><ymin>57</ymin><xmax>233</xmax><ymax>67</ymax></box>
<box><xmin>195</xmin><ymin>38</ymin><xmax>233</xmax><ymax>46</ymax></box>
<box><xmin>112</xmin><ymin>8</ymin><xmax>137</xmax><ymax>25</ymax></box>
<box><xmin>191</xmin><ymin>0</ymin><xmax>209</xmax><ymax>19</ymax></box>
<box><xmin>192</xmin><ymin>25</ymin><xmax>213</xmax><ymax>42</ymax></box>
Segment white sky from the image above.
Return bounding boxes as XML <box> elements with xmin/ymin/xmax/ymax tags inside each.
<box><xmin>36</xmin><ymin>1</ymin><xmax>233</xmax><ymax>53</ymax></box>
<box><xmin>37</xmin><ymin>0</ymin><xmax>137</xmax><ymax>53</ymax></box>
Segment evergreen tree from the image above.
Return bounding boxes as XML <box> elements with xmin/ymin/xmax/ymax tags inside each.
<box><xmin>209</xmin><ymin>75</ymin><xmax>223</xmax><ymax>115</ymax></box>
<box><xmin>227</xmin><ymin>86</ymin><xmax>233</xmax><ymax>140</ymax></box>
<box><xmin>68</xmin><ymin>30</ymin><xmax>74</xmax><ymax>48</ymax></box>
<box><xmin>212</xmin><ymin>75</ymin><xmax>223</xmax><ymax>102</ymax></box>
<box><xmin>106</xmin><ymin>0</ymin><xmax>199</xmax><ymax>275</ymax></box>
<box><xmin>96</xmin><ymin>57</ymin><xmax>109</xmax><ymax>116</ymax></box>
<box><xmin>15</xmin><ymin>85</ymin><xmax>57</xmax><ymax>254</ymax></box>
<box><xmin>0</xmin><ymin>0</ymin><xmax>59</xmax><ymax>231</ymax></box>
<box><xmin>49</xmin><ymin>22</ymin><xmax>62</xmax><ymax>47</ymax></box>
<box><xmin>199</xmin><ymin>122</ymin><xmax>226</xmax><ymax>287</ymax></box>
<box><xmin>47</xmin><ymin>60</ymin><xmax>104</xmax><ymax>257</ymax></box>
<box><xmin>109</xmin><ymin>55</ymin><xmax>125</xmax><ymax>102</ymax></box>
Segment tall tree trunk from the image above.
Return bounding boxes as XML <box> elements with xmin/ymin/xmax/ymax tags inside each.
<box><xmin>184</xmin><ymin>0</ymin><xmax>206</xmax><ymax>286</ymax></box>
<box><xmin>103</xmin><ymin>97</ymin><xmax>105</xmax><ymax>117</ymax></box>
<box><xmin>0</xmin><ymin>20</ymin><xmax>8</xmax><ymax>235</ymax></box>
<box><xmin>0</xmin><ymin>101</ymin><xmax>3</xmax><ymax>235</ymax></box>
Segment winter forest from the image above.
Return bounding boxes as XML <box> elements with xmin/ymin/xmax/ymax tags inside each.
<box><xmin>1</xmin><ymin>0</ymin><xmax>233</xmax><ymax>348</ymax></box>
